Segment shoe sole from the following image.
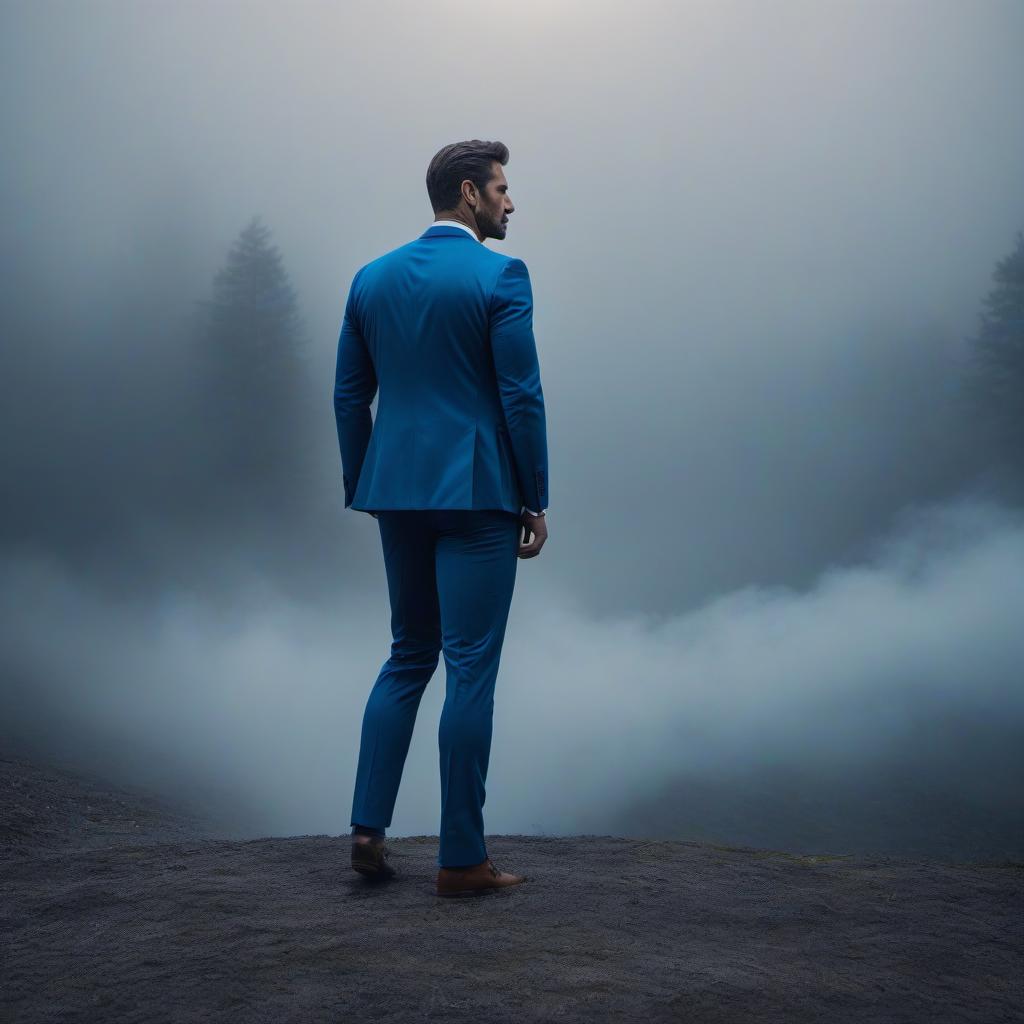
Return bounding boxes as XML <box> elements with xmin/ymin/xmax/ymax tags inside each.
<box><xmin>352</xmin><ymin>862</ymin><xmax>395</xmax><ymax>879</ymax></box>
<box><xmin>435</xmin><ymin>879</ymin><xmax>528</xmax><ymax>898</ymax></box>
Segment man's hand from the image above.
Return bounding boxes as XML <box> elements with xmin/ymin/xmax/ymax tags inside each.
<box><xmin>518</xmin><ymin>511</ymin><xmax>547</xmax><ymax>558</ymax></box>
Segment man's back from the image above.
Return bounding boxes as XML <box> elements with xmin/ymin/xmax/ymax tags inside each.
<box><xmin>344</xmin><ymin>140</ymin><xmax>544</xmax><ymax>894</ymax></box>
<box><xmin>333</xmin><ymin>223</ymin><xmax>549</xmax><ymax>515</ymax></box>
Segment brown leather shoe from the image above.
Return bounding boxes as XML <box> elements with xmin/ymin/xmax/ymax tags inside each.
<box><xmin>351</xmin><ymin>834</ymin><xmax>396</xmax><ymax>880</ymax></box>
<box><xmin>436</xmin><ymin>857</ymin><xmax>527</xmax><ymax>898</ymax></box>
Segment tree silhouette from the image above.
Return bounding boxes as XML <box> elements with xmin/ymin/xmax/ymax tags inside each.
<box><xmin>190</xmin><ymin>216</ymin><xmax>318</xmax><ymax>522</ymax></box>
<box><xmin>963</xmin><ymin>229</ymin><xmax>1024</xmax><ymax>463</ymax></box>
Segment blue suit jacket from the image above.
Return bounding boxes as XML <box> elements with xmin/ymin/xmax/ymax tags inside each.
<box><xmin>333</xmin><ymin>224</ymin><xmax>549</xmax><ymax>514</ymax></box>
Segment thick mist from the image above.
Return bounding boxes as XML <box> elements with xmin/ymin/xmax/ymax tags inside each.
<box><xmin>2</xmin><ymin>0</ymin><xmax>1022</xmax><ymax>859</ymax></box>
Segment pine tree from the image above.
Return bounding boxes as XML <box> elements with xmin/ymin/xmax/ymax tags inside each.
<box><xmin>963</xmin><ymin>230</ymin><xmax>1024</xmax><ymax>460</ymax></box>
<box><xmin>191</xmin><ymin>216</ymin><xmax>317</xmax><ymax>521</ymax></box>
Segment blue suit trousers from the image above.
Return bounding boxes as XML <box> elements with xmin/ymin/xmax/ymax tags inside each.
<box><xmin>350</xmin><ymin>509</ymin><xmax>520</xmax><ymax>867</ymax></box>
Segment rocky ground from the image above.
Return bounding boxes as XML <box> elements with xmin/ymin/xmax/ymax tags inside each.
<box><xmin>1</xmin><ymin>751</ymin><xmax>1021</xmax><ymax>1023</ymax></box>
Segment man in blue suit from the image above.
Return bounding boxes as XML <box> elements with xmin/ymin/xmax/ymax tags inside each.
<box><xmin>334</xmin><ymin>139</ymin><xmax>549</xmax><ymax>898</ymax></box>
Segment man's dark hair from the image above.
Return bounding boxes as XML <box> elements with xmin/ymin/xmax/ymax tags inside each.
<box><xmin>425</xmin><ymin>140</ymin><xmax>509</xmax><ymax>214</ymax></box>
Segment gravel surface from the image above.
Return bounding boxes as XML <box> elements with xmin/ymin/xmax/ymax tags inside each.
<box><xmin>2</xmin><ymin>752</ymin><xmax>1021</xmax><ymax>1023</ymax></box>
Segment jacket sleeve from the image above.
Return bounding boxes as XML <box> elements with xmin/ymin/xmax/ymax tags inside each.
<box><xmin>488</xmin><ymin>258</ymin><xmax>549</xmax><ymax>513</ymax></box>
<box><xmin>333</xmin><ymin>268</ymin><xmax>377</xmax><ymax>508</ymax></box>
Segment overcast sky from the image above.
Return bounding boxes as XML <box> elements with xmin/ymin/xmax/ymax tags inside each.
<box><xmin>2</xmin><ymin>0</ymin><xmax>1022</xmax><ymax>858</ymax></box>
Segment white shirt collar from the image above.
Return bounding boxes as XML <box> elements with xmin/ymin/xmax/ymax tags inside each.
<box><xmin>429</xmin><ymin>219</ymin><xmax>480</xmax><ymax>241</ymax></box>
